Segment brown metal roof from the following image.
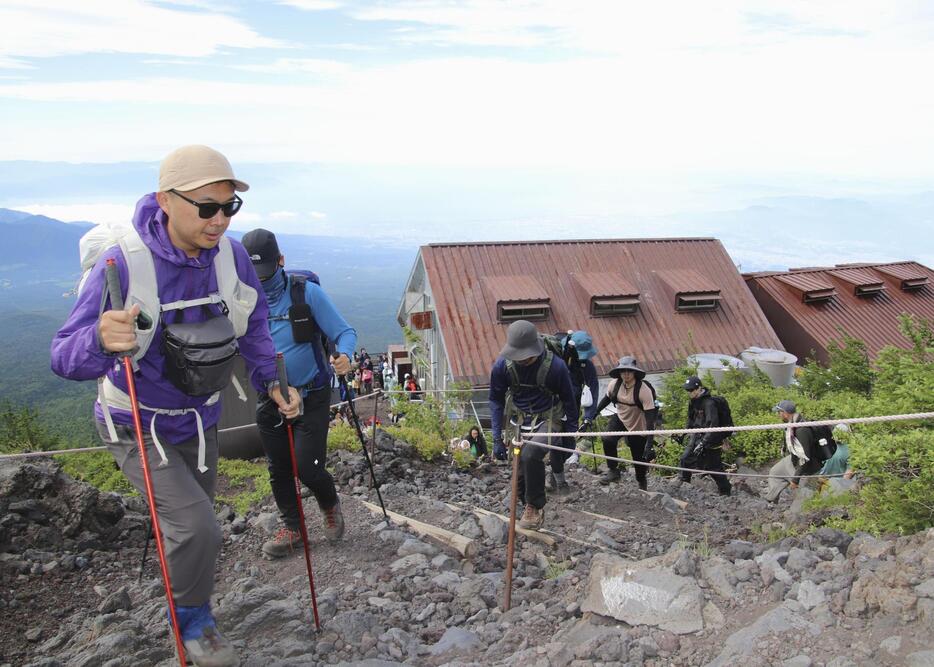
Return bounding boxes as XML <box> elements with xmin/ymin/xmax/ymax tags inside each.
<box><xmin>572</xmin><ymin>272</ymin><xmax>639</xmax><ymax>298</ymax></box>
<box><xmin>416</xmin><ymin>238</ymin><xmax>783</xmax><ymax>385</ymax></box>
<box><xmin>830</xmin><ymin>267</ymin><xmax>885</xmax><ymax>291</ymax></box>
<box><xmin>775</xmin><ymin>272</ymin><xmax>837</xmax><ymax>296</ymax></box>
<box><xmin>656</xmin><ymin>269</ymin><xmax>720</xmax><ymax>296</ymax></box>
<box><xmin>744</xmin><ymin>261</ymin><xmax>934</xmax><ymax>364</ymax></box>
<box><xmin>482</xmin><ymin>275</ymin><xmax>549</xmax><ymax>303</ymax></box>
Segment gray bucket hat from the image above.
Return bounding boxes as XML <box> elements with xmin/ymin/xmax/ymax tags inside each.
<box><xmin>608</xmin><ymin>355</ymin><xmax>645</xmax><ymax>379</ymax></box>
<box><xmin>500</xmin><ymin>320</ymin><xmax>545</xmax><ymax>361</ymax></box>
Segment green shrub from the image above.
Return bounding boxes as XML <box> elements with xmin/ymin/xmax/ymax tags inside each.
<box><xmin>56</xmin><ymin>451</ymin><xmax>136</xmax><ymax>495</ymax></box>
<box><xmin>451</xmin><ymin>448</ymin><xmax>474</xmax><ymax>470</ymax></box>
<box><xmin>327</xmin><ymin>422</ymin><xmax>361</xmax><ymax>453</ymax></box>
<box><xmin>385</xmin><ymin>425</ymin><xmax>446</xmax><ymax>461</ymax></box>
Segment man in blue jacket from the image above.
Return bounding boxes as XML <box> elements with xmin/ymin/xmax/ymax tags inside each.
<box><xmin>52</xmin><ymin>145</ymin><xmax>300</xmax><ymax>667</ymax></box>
<box><xmin>489</xmin><ymin>320</ymin><xmax>578</xmax><ymax>530</ymax></box>
<box><xmin>242</xmin><ymin>229</ymin><xmax>357</xmax><ymax>558</ymax></box>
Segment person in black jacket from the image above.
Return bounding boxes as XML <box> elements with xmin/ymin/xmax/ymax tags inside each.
<box><xmin>678</xmin><ymin>376</ymin><xmax>731</xmax><ymax>496</ymax></box>
<box><xmin>765</xmin><ymin>400</ymin><xmax>824</xmax><ymax>503</ymax></box>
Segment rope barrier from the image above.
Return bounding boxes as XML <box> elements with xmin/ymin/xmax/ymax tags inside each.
<box><xmin>0</xmin><ymin>445</ymin><xmax>109</xmax><ymax>460</ymax></box>
<box><xmin>517</xmin><ymin>437</ymin><xmax>847</xmax><ymax>480</ymax></box>
<box><xmin>530</xmin><ymin>411</ymin><xmax>934</xmax><ymax>439</ymax></box>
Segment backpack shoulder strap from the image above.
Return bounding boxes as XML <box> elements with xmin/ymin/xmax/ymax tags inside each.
<box><xmin>289</xmin><ymin>273</ymin><xmax>307</xmax><ymax>305</ymax></box>
<box><xmin>505</xmin><ymin>360</ymin><xmax>520</xmax><ymax>391</ymax></box>
<box><xmin>536</xmin><ymin>350</ymin><xmax>554</xmax><ymax>392</ymax></box>
<box><xmin>214</xmin><ymin>237</ymin><xmax>257</xmax><ymax>338</ymax></box>
<box><xmin>117</xmin><ymin>227</ymin><xmax>158</xmax><ymax>362</ymax></box>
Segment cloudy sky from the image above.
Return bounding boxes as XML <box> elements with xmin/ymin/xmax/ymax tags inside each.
<box><xmin>0</xmin><ymin>1</ymin><xmax>932</xmax><ymax>268</ymax></box>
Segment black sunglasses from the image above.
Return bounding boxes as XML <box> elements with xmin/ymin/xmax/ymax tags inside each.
<box><xmin>171</xmin><ymin>190</ymin><xmax>243</xmax><ymax>219</ymax></box>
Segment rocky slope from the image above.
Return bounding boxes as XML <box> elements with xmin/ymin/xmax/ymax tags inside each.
<box><xmin>2</xmin><ymin>432</ymin><xmax>933</xmax><ymax>667</ymax></box>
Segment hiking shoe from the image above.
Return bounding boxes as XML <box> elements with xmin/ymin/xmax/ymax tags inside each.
<box><xmin>637</xmin><ymin>477</ymin><xmax>648</xmax><ymax>491</ymax></box>
<box><xmin>184</xmin><ymin>625</ymin><xmax>240</xmax><ymax>667</ymax></box>
<box><xmin>322</xmin><ymin>498</ymin><xmax>345</xmax><ymax>542</ymax></box>
<box><xmin>261</xmin><ymin>527</ymin><xmax>302</xmax><ymax>559</ymax></box>
<box><xmin>599</xmin><ymin>468</ymin><xmax>621</xmax><ymax>485</ymax></box>
<box><xmin>518</xmin><ymin>505</ymin><xmax>545</xmax><ymax>530</ymax></box>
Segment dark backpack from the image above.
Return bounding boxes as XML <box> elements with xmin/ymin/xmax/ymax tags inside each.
<box><xmin>708</xmin><ymin>395</ymin><xmax>734</xmax><ymax>439</ymax></box>
<box><xmin>611</xmin><ymin>377</ymin><xmax>659</xmax><ymax>425</ymax></box>
<box><xmin>811</xmin><ymin>424</ymin><xmax>838</xmax><ymax>460</ymax></box>
<box><xmin>279</xmin><ymin>271</ymin><xmax>333</xmax><ymax>388</ymax></box>
<box><xmin>504</xmin><ymin>345</ymin><xmax>558</xmax><ymax>421</ymax></box>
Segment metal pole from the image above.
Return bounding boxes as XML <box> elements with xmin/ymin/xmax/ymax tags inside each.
<box><xmin>105</xmin><ymin>260</ymin><xmax>186</xmax><ymax>666</ymax></box>
<box><xmin>340</xmin><ymin>376</ymin><xmax>388</xmax><ymax>519</ymax></box>
<box><xmin>276</xmin><ymin>354</ymin><xmax>321</xmax><ymax>630</ymax></box>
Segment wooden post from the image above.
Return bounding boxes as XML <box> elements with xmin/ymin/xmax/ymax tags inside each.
<box><xmin>503</xmin><ymin>438</ymin><xmax>521</xmax><ymax>611</ymax></box>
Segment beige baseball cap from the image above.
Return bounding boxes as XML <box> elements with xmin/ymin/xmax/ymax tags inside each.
<box><xmin>158</xmin><ymin>145</ymin><xmax>250</xmax><ymax>193</ymax></box>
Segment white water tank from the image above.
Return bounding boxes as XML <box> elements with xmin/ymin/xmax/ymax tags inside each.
<box><xmin>741</xmin><ymin>347</ymin><xmax>798</xmax><ymax>387</ymax></box>
<box><xmin>686</xmin><ymin>353</ymin><xmax>749</xmax><ymax>387</ymax></box>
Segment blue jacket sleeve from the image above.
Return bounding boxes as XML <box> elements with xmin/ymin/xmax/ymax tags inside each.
<box><xmin>51</xmin><ymin>247</ymin><xmax>126</xmax><ymax>381</ymax></box>
<box><xmin>583</xmin><ymin>360</ymin><xmax>600</xmax><ymax>421</ymax></box>
<box><xmin>548</xmin><ymin>358</ymin><xmax>579</xmax><ymax>430</ymax></box>
<box><xmin>488</xmin><ymin>359</ymin><xmax>508</xmax><ymax>443</ymax></box>
<box><xmin>306</xmin><ymin>282</ymin><xmax>357</xmax><ymax>358</ymax></box>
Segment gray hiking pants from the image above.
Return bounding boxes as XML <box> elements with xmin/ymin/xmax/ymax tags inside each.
<box><xmin>97</xmin><ymin>421</ymin><xmax>222</xmax><ymax>607</ymax></box>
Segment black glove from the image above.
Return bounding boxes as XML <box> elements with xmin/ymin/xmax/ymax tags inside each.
<box><xmin>692</xmin><ymin>440</ymin><xmax>706</xmax><ymax>456</ymax></box>
<box><xmin>580</xmin><ymin>418</ymin><xmax>593</xmax><ymax>432</ymax></box>
<box><xmin>672</xmin><ymin>434</ymin><xmax>685</xmax><ymax>446</ymax></box>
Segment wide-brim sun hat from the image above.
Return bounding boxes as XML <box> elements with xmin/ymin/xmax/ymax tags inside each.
<box><xmin>500</xmin><ymin>320</ymin><xmax>545</xmax><ymax>361</ymax></box>
<box><xmin>608</xmin><ymin>355</ymin><xmax>645</xmax><ymax>379</ymax></box>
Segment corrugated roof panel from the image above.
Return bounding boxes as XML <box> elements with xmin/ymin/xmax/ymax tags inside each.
<box><xmin>572</xmin><ymin>272</ymin><xmax>639</xmax><ymax>298</ymax></box>
<box><xmin>775</xmin><ymin>272</ymin><xmax>836</xmax><ymax>294</ymax></box>
<box><xmin>830</xmin><ymin>267</ymin><xmax>886</xmax><ymax>288</ymax></box>
<box><xmin>419</xmin><ymin>238</ymin><xmax>783</xmax><ymax>385</ymax></box>
<box><xmin>482</xmin><ymin>274</ymin><xmax>549</xmax><ymax>302</ymax></box>
<box><xmin>655</xmin><ymin>269</ymin><xmax>720</xmax><ymax>295</ymax></box>
<box><xmin>744</xmin><ymin>261</ymin><xmax>934</xmax><ymax>363</ymax></box>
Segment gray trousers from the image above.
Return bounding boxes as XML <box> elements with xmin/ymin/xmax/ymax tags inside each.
<box><xmin>97</xmin><ymin>422</ymin><xmax>222</xmax><ymax>607</ymax></box>
<box><xmin>765</xmin><ymin>455</ymin><xmax>798</xmax><ymax>503</ymax></box>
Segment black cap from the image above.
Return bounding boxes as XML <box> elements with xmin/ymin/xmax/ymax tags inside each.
<box><xmin>683</xmin><ymin>376</ymin><xmax>703</xmax><ymax>391</ymax></box>
<box><xmin>241</xmin><ymin>228</ymin><xmax>280</xmax><ymax>281</ymax></box>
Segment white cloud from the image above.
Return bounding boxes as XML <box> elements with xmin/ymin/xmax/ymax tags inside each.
<box><xmin>309</xmin><ymin>211</ymin><xmax>326</xmax><ymax>219</ymax></box>
<box><xmin>233</xmin><ymin>58</ymin><xmax>351</xmax><ymax>75</ymax></box>
<box><xmin>269</xmin><ymin>210</ymin><xmax>299</xmax><ymax>219</ymax></box>
<box><xmin>0</xmin><ymin>0</ymin><xmax>280</xmax><ymax>66</ymax></box>
<box><xmin>17</xmin><ymin>203</ymin><xmax>136</xmax><ymax>226</ymax></box>
<box><xmin>277</xmin><ymin>0</ymin><xmax>344</xmax><ymax>10</ymax></box>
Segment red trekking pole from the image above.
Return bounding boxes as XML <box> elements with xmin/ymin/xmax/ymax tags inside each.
<box><xmin>104</xmin><ymin>259</ymin><xmax>186</xmax><ymax>666</ymax></box>
<box><xmin>276</xmin><ymin>353</ymin><xmax>321</xmax><ymax>630</ymax></box>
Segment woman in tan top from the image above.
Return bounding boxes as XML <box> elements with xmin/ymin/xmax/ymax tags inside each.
<box><xmin>594</xmin><ymin>356</ymin><xmax>658</xmax><ymax>489</ymax></box>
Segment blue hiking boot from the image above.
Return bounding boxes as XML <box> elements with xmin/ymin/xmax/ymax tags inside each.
<box><xmin>174</xmin><ymin>603</ymin><xmax>240</xmax><ymax>667</ymax></box>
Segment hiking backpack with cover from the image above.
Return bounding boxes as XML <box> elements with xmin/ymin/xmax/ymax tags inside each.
<box><xmin>504</xmin><ymin>343</ymin><xmax>557</xmax><ymax>422</ymax></box>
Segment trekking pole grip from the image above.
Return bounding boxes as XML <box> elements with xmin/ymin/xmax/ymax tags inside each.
<box><xmin>275</xmin><ymin>353</ymin><xmax>290</xmax><ymax>405</ymax></box>
<box><xmin>104</xmin><ymin>259</ymin><xmax>124</xmax><ymax>310</ymax></box>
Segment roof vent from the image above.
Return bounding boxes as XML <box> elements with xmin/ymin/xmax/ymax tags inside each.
<box><xmin>571</xmin><ymin>272</ymin><xmax>641</xmax><ymax>317</ymax></box>
<box><xmin>830</xmin><ymin>268</ymin><xmax>886</xmax><ymax>298</ymax></box>
<box><xmin>656</xmin><ymin>270</ymin><xmax>722</xmax><ymax>313</ymax></box>
<box><xmin>873</xmin><ymin>264</ymin><xmax>930</xmax><ymax>291</ymax></box>
<box><xmin>483</xmin><ymin>275</ymin><xmax>551</xmax><ymax>322</ymax></box>
<box><xmin>776</xmin><ymin>273</ymin><xmax>837</xmax><ymax>304</ymax></box>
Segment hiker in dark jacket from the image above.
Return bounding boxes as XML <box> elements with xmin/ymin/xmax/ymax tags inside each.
<box><xmin>51</xmin><ymin>146</ymin><xmax>299</xmax><ymax>667</ymax></box>
<box><xmin>464</xmin><ymin>426</ymin><xmax>488</xmax><ymax>459</ymax></box>
<box><xmin>765</xmin><ymin>400</ymin><xmax>824</xmax><ymax>503</ymax></box>
<box><xmin>547</xmin><ymin>330</ymin><xmax>600</xmax><ymax>492</ymax></box>
<box><xmin>595</xmin><ymin>356</ymin><xmax>656</xmax><ymax>490</ymax></box>
<box><xmin>678</xmin><ymin>376</ymin><xmax>731</xmax><ymax>496</ymax></box>
<box><xmin>489</xmin><ymin>320</ymin><xmax>578</xmax><ymax>530</ymax></box>
<box><xmin>242</xmin><ymin>228</ymin><xmax>357</xmax><ymax>558</ymax></box>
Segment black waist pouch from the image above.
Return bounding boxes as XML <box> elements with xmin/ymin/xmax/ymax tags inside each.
<box><xmin>162</xmin><ymin>315</ymin><xmax>239</xmax><ymax>397</ymax></box>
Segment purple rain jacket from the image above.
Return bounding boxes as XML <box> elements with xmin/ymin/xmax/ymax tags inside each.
<box><xmin>51</xmin><ymin>192</ymin><xmax>278</xmax><ymax>444</ymax></box>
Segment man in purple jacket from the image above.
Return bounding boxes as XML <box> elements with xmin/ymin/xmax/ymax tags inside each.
<box><xmin>51</xmin><ymin>145</ymin><xmax>299</xmax><ymax>667</ymax></box>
